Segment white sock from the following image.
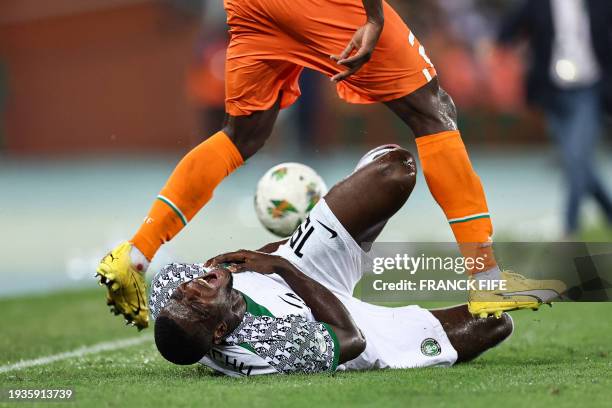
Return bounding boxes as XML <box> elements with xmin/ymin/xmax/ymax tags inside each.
<box><xmin>129</xmin><ymin>245</ymin><xmax>150</xmax><ymax>273</ymax></box>
<box><xmin>474</xmin><ymin>265</ymin><xmax>502</xmax><ymax>281</ymax></box>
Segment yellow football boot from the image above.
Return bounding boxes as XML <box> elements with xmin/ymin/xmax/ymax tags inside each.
<box><xmin>95</xmin><ymin>241</ymin><xmax>149</xmax><ymax>330</ymax></box>
<box><xmin>469</xmin><ymin>271</ymin><xmax>567</xmax><ymax>319</ymax></box>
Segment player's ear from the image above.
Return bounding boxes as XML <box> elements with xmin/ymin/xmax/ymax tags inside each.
<box><xmin>212</xmin><ymin>322</ymin><xmax>228</xmax><ymax>344</ymax></box>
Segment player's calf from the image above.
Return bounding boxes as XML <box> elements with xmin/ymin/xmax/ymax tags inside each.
<box><xmin>431</xmin><ymin>305</ymin><xmax>514</xmax><ymax>363</ymax></box>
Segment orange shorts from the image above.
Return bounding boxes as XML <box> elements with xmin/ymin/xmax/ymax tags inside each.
<box><xmin>224</xmin><ymin>0</ymin><xmax>436</xmax><ymax>116</ymax></box>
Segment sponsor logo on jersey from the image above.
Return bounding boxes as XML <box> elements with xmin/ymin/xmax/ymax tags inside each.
<box><xmin>316</xmin><ymin>220</ymin><xmax>338</xmax><ymax>239</ymax></box>
<box><xmin>420</xmin><ymin>338</ymin><xmax>441</xmax><ymax>357</ymax></box>
<box><xmin>278</xmin><ymin>293</ymin><xmax>307</xmax><ymax>310</ymax></box>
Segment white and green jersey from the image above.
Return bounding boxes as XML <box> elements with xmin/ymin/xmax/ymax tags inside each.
<box><xmin>149</xmin><ymin>263</ymin><xmax>340</xmax><ymax>377</ymax></box>
<box><xmin>203</xmin><ymin>291</ymin><xmax>340</xmax><ymax>376</ymax></box>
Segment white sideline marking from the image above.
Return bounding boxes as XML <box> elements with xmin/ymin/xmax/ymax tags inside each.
<box><xmin>0</xmin><ymin>336</ymin><xmax>152</xmax><ymax>374</ymax></box>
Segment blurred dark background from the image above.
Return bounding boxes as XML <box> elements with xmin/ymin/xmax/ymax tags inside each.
<box><xmin>2</xmin><ymin>0</ymin><xmax>597</xmax><ymax>155</ymax></box>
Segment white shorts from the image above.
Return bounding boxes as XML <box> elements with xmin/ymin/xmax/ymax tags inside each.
<box><xmin>274</xmin><ymin>199</ymin><xmax>458</xmax><ymax>370</ymax></box>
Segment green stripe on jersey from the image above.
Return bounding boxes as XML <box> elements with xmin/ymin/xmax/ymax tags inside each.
<box><xmin>448</xmin><ymin>213</ymin><xmax>490</xmax><ymax>225</ymax></box>
<box><xmin>156</xmin><ymin>195</ymin><xmax>188</xmax><ymax>226</ymax></box>
<box><xmin>322</xmin><ymin>322</ymin><xmax>341</xmax><ymax>371</ymax></box>
<box><xmin>238</xmin><ymin>342</ymin><xmax>256</xmax><ymax>354</ymax></box>
<box><xmin>240</xmin><ymin>292</ymin><xmax>274</xmax><ymax>317</ymax></box>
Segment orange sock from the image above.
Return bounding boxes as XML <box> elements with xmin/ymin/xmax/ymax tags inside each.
<box><xmin>416</xmin><ymin>130</ymin><xmax>496</xmax><ymax>273</ymax></box>
<box><xmin>132</xmin><ymin>131</ymin><xmax>243</xmax><ymax>260</ymax></box>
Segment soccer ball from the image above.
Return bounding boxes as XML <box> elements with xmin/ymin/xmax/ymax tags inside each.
<box><xmin>255</xmin><ymin>163</ymin><xmax>328</xmax><ymax>237</ymax></box>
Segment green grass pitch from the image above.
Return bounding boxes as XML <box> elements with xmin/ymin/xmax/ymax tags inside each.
<box><xmin>1</xmin><ymin>288</ymin><xmax>610</xmax><ymax>408</ymax></box>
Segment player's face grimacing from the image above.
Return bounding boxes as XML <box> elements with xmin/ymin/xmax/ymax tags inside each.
<box><xmin>154</xmin><ymin>268</ymin><xmax>246</xmax><ymax>365</ymax></box>
<box><xmin>176</xmin><ymin>268</ymin><xmax>234</xmax><ymax>305</ymax></box>
<box><xmin>170</xmin><ymin>268</ymin><xmax>237</xmax><ymax>328</ymax></box>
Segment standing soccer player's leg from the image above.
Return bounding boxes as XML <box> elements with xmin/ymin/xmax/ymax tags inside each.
<box><xmin>131</xmin><ymin>100</ymin><xmax>282</xmax><ymax>263</ymax></box>
<box><xmin>385</xmin><ymin>78</ymin><xmax>498</xmax><ymax>276</ymax></box>
<box><xmin>385</xmin><ymin>80</ymin><xmax>566</xmax><ymax>317</ymax></box>
<box><xmin>96</xmin><ymin>98</ymin><xmax>282</xmax><ymax>329</ymax></box>
<box><xmin>247</xmin><ymin>0</ymin><xmax>565</xmax><ymax>316</ymax></box>
<box><xmin>277</xmin><ymin>2</ymin><xmax>498</xmax><ymax>278</ymax></box>
<box><xmin>97</xmin><ymin>0</ymin><xmax>308</xmax><ymax>328</ymax></box>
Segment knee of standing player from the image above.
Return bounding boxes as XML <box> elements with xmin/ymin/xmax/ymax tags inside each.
<box><xmin>223</xmin><ymin>116</ymin><xmax>275</xmax><ymax>160</ymax></box>
<box><xmin>236</xmin><ymin>135</ymin><xmax>267</xmax><ymax>160</ymax></box>
<box><xmin>375</xmin><ymin>149</ymin><xmax>417</xmax><ymax>198</ymax></box>
<box><xmin>223</xmin><ymin>126</ymin><xmax>269</xmax><ymax>160</ymax></box>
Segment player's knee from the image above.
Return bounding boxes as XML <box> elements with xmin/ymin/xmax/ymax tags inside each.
<box><xmin>223</xmin><ymin>110</ymin><xmax>278</xmax><ymax>160</ymax></box>
<box><xmin>375</xmin><ymin>149</ymin><xmax>417</xmax><ymax>197</ymax></box>
<box><xmin>224</xmin><ymin>127</ymin><xmax>270</xmax><ymax>160</ymax></box>
<box><xmin>237</xmin><ymin>136</ymin><xmax>268</xmax><ymax>160</ymax></box>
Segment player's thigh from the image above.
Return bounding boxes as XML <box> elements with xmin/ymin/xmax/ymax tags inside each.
<box><xmin>223</xmin><ymin>41</ymin><xmax>303</xmax><ymax>158</ymax></box>
<box><xmin>231</xmin><ymin>0</ymin><xmax>436</xmax><ymax>104</ymax></box>
<box><xmin>274</xmin><ymin>1</ymin><xmax>436</xmax><ymax>104</ymax></box>
<box><xmin>325</xmin><ymin>148</ymin><xmax>417</xmax><ymax>246</ymax></box>
<box><xmin>224</xmin><ymin>1</ymin><xmax>305</xmax><ymax>141</ymax></box>
<box><xmin>333</xmin><ymin>2</ymin><xmax>438</xmax><ymax>104</ymax></box>
<box><xmin>225</xmin><ymin>48</ymin><xmax>303</xmax><ymax>116</ymax></box>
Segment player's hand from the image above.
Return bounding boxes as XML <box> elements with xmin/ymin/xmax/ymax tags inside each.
<box><xmin>205</xmin><ymin>250</ymin><xmax>288</xmax><ymax>275</ymax></box>
<box><xmin>330</xmin><ymin>20</ymin><xmax>383</xmax><ymax>83</ymax></box>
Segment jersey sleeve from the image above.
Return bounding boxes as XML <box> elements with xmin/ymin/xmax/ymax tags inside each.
<box><xmin>225</xmin><ymin>313</ymin><xmax>340</xmax><ymax>374</ymax></box>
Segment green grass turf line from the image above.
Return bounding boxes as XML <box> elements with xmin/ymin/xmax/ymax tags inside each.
<box><xmin>0</xmin><ymin>289</ymin><xmax>149</xmax><ymax>364</ymax></box>
<box><xmin>1</xmin><ymin>289</ymin><xmax>611</xmax><ymax>407</ymax></box>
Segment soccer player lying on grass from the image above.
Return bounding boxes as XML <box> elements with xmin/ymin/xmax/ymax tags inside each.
<box><xmin>149</xmin><ymin>147</ymin><xmax>561</xmax><ymax>376</ymax></box>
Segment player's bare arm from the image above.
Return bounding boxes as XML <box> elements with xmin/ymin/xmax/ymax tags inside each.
<box><xmin>256</xmin><ymin>239</ymin><xmax>287</xmax><ymax>254</ymax></box>
<box><xmin>207</xmin><ymin>250</ymin><xmax>366</xmax><ymax>364</ymax></box>
<box><xmin>330</xmin><ymin>0</ymin><xmax>384</xmax><ymax>82</ymax></box>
